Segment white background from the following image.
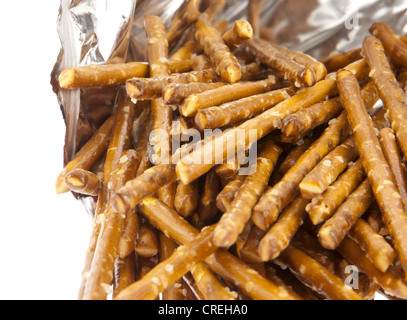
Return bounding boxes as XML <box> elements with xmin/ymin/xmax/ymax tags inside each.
<box><xmin>0</xmin><ymin>1</ymin><xmax>92</xmax><ymax>299</ymax></box>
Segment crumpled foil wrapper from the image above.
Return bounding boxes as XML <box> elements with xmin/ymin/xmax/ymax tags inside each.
<box><xmin>51</xmin><ymin>0</ymin><xmax>407</xmax><ymax>214</ymax></box>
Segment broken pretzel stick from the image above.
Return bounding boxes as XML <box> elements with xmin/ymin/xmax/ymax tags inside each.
<box><xmin>216</xmin><ymin>174</ymin><xmax>246</xmax><ymax>213</ymax></box>
<box><xmin>258</xmin><ymin>196</ymin><xmax>309</xmax><ymax>262</ymax></box>
<box><xmin>246</xmin><ymin>38</ymin><xmax>316</xmax><ymax>87</ymax></box>
<box><xmin>300</xmin><ymin>136</ymin><xmax>359</xmax><ymax>199</ymax></box>
<box><xmin>65</xmin><ymin>169</ymin><xmax>101</xmax><ymax>196</ymax></box>
<box><xmin>198</xmin><ymin>169</ymin><xmax>221</xmax><ymax>222</ymax></box>
<box><xmin>349</xmin><ymin>219</ymin><xmax>396</xmax><ymax>273</ymax></box>
<box><xmin>135</xmin><ymin>223</ymin><xmax>159</xmax><ymax>258</ymax></box>
<box><xmin>337</xmin><ymin>68</ymin><xmax>407</xmax><ymax>278</ymax></box>
<box><xmin>306</xmin><ymin>159</ymin><xmax>366</xmax><ymax>226</ymax></box>
<box><xmin>174</xmin><ymin>180</ymin><xmax>199</xmax><ymax>219</ymax></box>
<box><xmin>318</xmin><ymin>179</ymin><xmax>374</xmax><ymax>250</ymax></box>
<box><xmin>215</xmin><ymin>157</ymin><xmax>241</xmax><ymax>179</ymax></box>
<box><xmin>214</xmin><ymin>141</ymin><xmax>282</xmax><ymax>247</ymax></box>
<box><xmin>239</xmin><ymin>225</ymin><xmax>265</xmax><ymax>265</ymax></box>
<box><xmin>195</xmin><ymin>19</ymin><xmax>242</xmax><ymax>83</ymax></box>
<box><xmin>222</xmin><ymin>20</ymin><xmax>254</xmax><ymax>51</ymax></box>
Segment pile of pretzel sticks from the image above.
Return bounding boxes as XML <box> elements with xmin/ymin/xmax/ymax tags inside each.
<box><xmin>56</xmin><ymin>0</ymin><xmax>407</xmax><ymax>300</ymax></box>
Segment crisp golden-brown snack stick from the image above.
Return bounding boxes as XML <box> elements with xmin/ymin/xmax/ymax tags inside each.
<box><xmin>252</xmin><ymin>112</ymin><xmax>351</xmax><ymax>231</ymax></box>
<box><xmin>135</xmin><ymin>224</ymin><xmax>159</xmax><ymax>258</ymax></box>
<box><xmin>318</xmin><ymin>179</ymin><xmax>373</xmax><ymax>250</ymax></box>
<box><xmin>118</xmin><ymin>210</ymin><xmax>139</xmax><ymax>259</ymax></box>
<box><xmin>321</xmin><ymin>48</ymin><xmax>362</xmax><ymax>73</ymax></box>
<box><xmin>163</xmin><ymin>82</ymin><xmax>225</xmax><ymax>105</ymax></box>
<box><xmin>379</xmin><ymin>128</ymin><xmax>407</xmax><ymax>212</ymax></box>
<box><xmin>370</xmin><ymin>22</ymin><xmax>407</xmax><ymax>67</ymax></box>
<box><xmin>338</xmin><ymin>237</ymin><xmax>407</xmax><ymax>299</ymax></box>
<box><xmin>215</xmin><ymin>158</ymin><xmax>241</xmax><ymax>179</ymax></box>
<box><xmin>363</xmin><ymin>36</ymin><xmax>407</xmax><ymax>161</ymax></box>
<box><xmin>198</xmin><ymin>169</ymin><xmax>221</xmax><ymax>222</ymax></box>
<box><xmin>126</xmin><ymin>68</ymin><xmax>219</xmax><ymax>100</ymax></box>
<box><xmin>300</xmin><ymin>137</ymin><xmax>359</xmax><ymax>199</ymax></box>
<box><xmin>239</xmin><ymin>225</ymin><xmax>265</xmax><ymax>265</ymax></box>
<box><xmin>258</xmin><ymin>196</ymin><xmax>309</xmax><ymax>262</ymax></box>
<box><xmin>176</xmin><ymin>77</ymin><xmax>338</xmax><ymax>185</ymax></box>
<box><xmin>194</xmin><ymin>88</ymin><xmax>291</xmax><ymax>130</ymax></box>
<box><xmin>337</xmin><ymin>68</ymin><xmax>407</xmax><ymax>278</ymax></box>
<box><xmin>222</xmin><ymin>20</ymin><xmax>254</xmax><ymax>51</ymax></box>
<box><xmin>180</xmin><ymin>77</ymin><xmax>278</xmax><ymax>117</ymax></box>
<box><xmin>248</xmin><ymin>0</ymin><xmax>264</xmax><ymax>37</ymax></box>
<box><xmin>170</xmin><ymin>41</ymin><xmax>200</xmax><ymax>62</ymax></box>
<box><xmin>56</xmin><ymin>115</ymin><xmax>115</xmax><ymax>194</ymax></box>
<box><xmin>246</xmin><ymin>38</ymin><xmax>316</xmax><ymax>87</ymax></box>
<box><xmin>214</xmin><ymin>141</ymin><xmax>282</xmax><ymax>247</ymax></box>
<box><xmin>278</xmin><ymin>138</ymin><xmax>314</xmax><ymax>177</ymax></box>
<box><xmin>135</xmin><ymin>112</ymin><xmax>154</xmax><ymax>176</ymax></box>
<box><xmin>113</xmin><ymin>253</ymin><xmax>136</xmax><ymax>299</ymax></box>
<box><xmin>174</xmin><ymin>180</ymin><xmax>199</xmax><ymax>218</ymax></box>
<box><xmin>191</xmin><ymin>55</ymin><xmax>213</xmax><ymax>71</ymax></box>
<box><xmin>216</xmin><ymin>174</ymin><xmax>246</xmax><ymax>213</ymax></box>
<box><xmin>280</xmin><ymin>245</ymin><xmax>363</xmax><ymax>300</ymax></box>
<box><xmin>137</xmin><ymin>197</ymin><xmax>301</xmax><ymax>300</ymax></box>
<box><xmin>65</xmin><ymin>169</ymin><xmax>101</xmax><ymax>196</ymax></box>
<box><xmin>195</xmin><ymin>19</ymin><xmax>242</xmax><ymax>83</ymax></box>
<box><xmin>306</xmin><ymin>159</ymin><xmax>366</xmax><ymax>226</ymax></box>
<box><xmin>349</xmin><ymin>219</ymin><xmax>396</xmax><ymax>273</ymax></box>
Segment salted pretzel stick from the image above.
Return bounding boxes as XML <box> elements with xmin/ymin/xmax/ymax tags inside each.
<box><xmin>216</xmin><ymin>174</ymin><xmax>246</xmax><ymax>213</ymax></box>
<box><xmin>137</xmin><ymin>197</ymin><xmax>301</xmax><ymax>300</ymax></box>
<box><xmin>306</xmin><ymin>159</ymin><xmax>365</xmax><ymax>226</ymax></box>
<box><xmin>195</xmin><ymin>88</ymin><xmax>291</xmax><ymax>130</ymax></box>
<box><xmin>252</xmin><ymin>112</ymin><xmax>351</xmax><ymax>231</ymax></box>
<box><xmin>135</xmin><ymin>113</ymin><xmax>154</xmax><ymax>176</ymax></box>
<box><xmin>321</xmin><ymin>48</ymin><xmax>362</xmax><ymax>73</ymax></box>
<box><xmin>337</xmin><ymin>68</ymin><xmax>407</xmax><ymax>277</ymax></box>
<box><xmin>170</xmin><ymin>41</ymin><xmax>200</xmax><ymax>62</ymax></box>
<box><xmin>338</xmin><ymin>237</ymin><xmax>407</xmax><ymax>299</ymax></box>
<box><xmin>56</xmin><ymin>115</ymin><xmax>114</xmax><ymax>194</ymax></box>
<box><xmin>379</xmin><ymin>128</ymin><xmax>407</xmax><ymax>212</ymax></box>
<box><xmin>239</xmin><ymin>225</ymin><xmax>265</xmax><ymax>265</ymax></box>
<box><xmin>191</xmin><ymin>55</ymin><xmax>212</xmax><ymax>71</ymax></box>
<box><xmin>258</xmin><ymin>196</ymin><xmax>309</xmax><ymax>262</ymax></box>
<box><xmin>180</xmin><ymin>77</ymin><xmax>278</xmax><ymax>117</ymax></box>
<box><xmin>117</xmin><ymin>210</ymin><xmax>139</xmax><ymax>259</ymax></box>
<box><xmin>318</xmin><ymin>179</ymin><xmax>373</xmax><ymax>250</ymax></box>
<box><xmin>214</xmin><ymin>141</ymin><xmax>282</xmax><ymax>247</ymax></box>
<box><xmin>135</xmin><ymin>224</ymin><xmax>159</xmax><ymax>258</ymax></box>
<box><xmin>195</xmin><ymin>19</ymin><xmax>242</xmax><ymax>83</ymax></box>
<box><xmin>246</xmin><ymin>38</ymin><xmax>316</xmax><ymax>87</ymax></box>
<box><xmin>278</xmin><ymin>138</ymin><xmax>314</xmax><ymax>177</ymax></box>
<box><xmin>280</xmin><ymin>245</ymin><xmax>364</xmax><ymax>300</ymax></box>
<box><xmin>370</xmin><ymin>22</ymin><xmax>407</xmax><ymax>67</ymax></box>
<box><xmin>349</xmin><ymin>219</ymin><xmax>396</xmax><ymax>273</ymax></box>
<box><xmin>166</xmin><ymin>0</ymin><xmax>201</xmax><ymax>43</ymax></box>
<box><xmin>113</xmin><ymin>253</ymin><xmax>136</xmax><ymax>299</ymax></box>
<box><xmin>300</xmin><ymin>137</ymin><xmax>359</xmax><ymax>199</ymax></box>
<box><xmin>177</xmin><ymin>77</ymin><xmax>339</xmax><ymax>185</ymax></box>
<box><xmin>163</xmin><ymin>82</ymin><xmax>225</xmax><ymax>105</ymax></box>
<box><xmin>363</xmin><ymin>36</ymin><xmax>407</xmax><ymax>161</ymax></box>
<box><xmin>174</xmin><ymin>180</ymin><xmax>199</xmax><ymax>218</ymax></box>
<box><xmin>198</xmin><ymin>169</ymin><xmax>221</xmax><ymax>222</ymax></box>
<box><xmin>126</xmin><ymin>68</ymin><xmax>219</xmax><ymax>100</ymax></box>
<box><xmin>215</xmin><ymin>158</ymin><xmax>241</xmax><ymax>179</ymax></box>
<box><xmin>222</xmin><ymin>20</ymin><xmax>254</xmax><ymax>51</ymax></box>
<box><xmin>64</xmin><ymin>169</ymin><xmax>101</xmax><ymax>196</ymax></box>
<box><xmin>83</xmin><ymin>151</ymin><xmax>141</xmax><ymax>300</ymax></box>
<box><xmin>248</xmin><ymin>0</ymin><xmax>264</xmax><ymax>37</ymax></box>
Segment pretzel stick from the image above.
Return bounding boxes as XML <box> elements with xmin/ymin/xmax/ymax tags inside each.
<box><xmin>248</xmin><ymin>0</ymin><xmax>264</xmax><ymax>37</ymax></box>
<box><xmin>180</xmin><ymin>77</ymin><xmax>278</xmax><ymax>117</ymax></box>
<box><xmin>222</xmin><ymin>20</ymin><xmax>254</xmax><ymax>51</ymax></box>
<box><xmin>215</xmin><ymin>158</ymin><xmax>241</xmax><ymax>179</ymax></box>
<box><xmin>306</xmin><ymin>159</ymin><xmax>365</xmax><ymax>226</ymax></box>
<box><xmin>214</xmin><ymin>141</ymin><xmax>282</xmax><ymax>247</ymax></box>
<box><xmin>117</xmin><ymin>210</ymin><xmax>139</xmax><ymax>259</ymax></box>
<box><xmin>252</xmin><ymin>112</ymin><xmax>351</xmax><ymax>231</ymax></box>
<box><xmin>216</xmin><ymin>174</ymin><xmax>246</xmax><ymax>213</ymax></box>
<box><xmin>163</xmin><ymin>82</ymin><xmax>225</xmax><ymax>105</ymax></box>
<box><xmin>379</xmin><ymin>128</ymin><xmax>407</xmax><ymax>212</ymax></box>
<box><xmin>113</xmin><ymin>253</ymin><xmax>136</xmax><ymax>299</ymax></box>
<box><xmin>349</xmin><ymin>219</ymin><xmax>396</xmax><ymax>273</ymax></box>
<box><xmin>134</xmin><ymin>224</ymin><xmax>159</xmax><ymax>258</ymax></box>
<box><xmin>246</xmin><ymin>38</ymin><xmax>316</xmax><ymax>87</ymax></box>
<box><xmin>191</xmin><ymin>55</ymin><xmax>213</xmax><ymax>71</ymax></box>
<box><xmin>300</xmin><ymin>136</ymin><xmax>359</xmax><ymax>199</ymax></box>
<box><xmin>363</xmin><ymin>36</ymin><xmax>407</xmax><ymax>161</ymax></box>
<box><xmin>239</xmin><ymin>225</ymin><xmax>265</xmax><ymax>265</ymax></box>
<box><xmin>195</xmin><ymin>88</ymin><xmax>291</xmax><ymax>130</ymax></box>
<box><xmin>321</xmin><ymin>48</ymin><xmax>362</xmax><ymax>73</ymax></box>
<box><xmin>279</xmin><ymin>245</ymin><xmax>364</xmax><ymax>300</ymax></box>
<box><xmin>370</xmin><ymin>22</ymin><xmax>407</xmax><ymax>67</ymax></box>
<box><xmin>170</xmin><ymin>41</ymin><xmax>200</xmax><ymax>62</ymax></box>
<box><xmin>56</xmin><ymin>115</ymin><xmax>114</xmax><ymax>194</ymax></box>
<box><xmin>337</xmin><ymin>68</ymin><xmax>407</xmax><ymax>278</ymax></box>
<box><xmin>176</xmin><ymin>78</ymin><xmax>338</xmax><ymax>185</ymax></box>
<box><xmin>137</xmin><ymin>197</ymin><xmax>301</xmax><ymax>300</ymax></box>
<box><xmin>195</xmin><ymin>19</ymin><xmax>242</xmax><ymax>84</ymax></box>
<box><xmin>174</xmin><ymin>180</ymin><xmax>199</xmax><ymax>218</ymax></box>
<box><xmin>198</xmin><ymin>169</ymin><xmax>221</xmax><ymax>222</ymax></box>
<box><xmin>337</xmin><ymin>237</ymin><xmax>407</xmax><ymax>299</ymax></box>
<box><xmin>258</xmin><ymin>196</ymin><xmax>309</xmax><ymax>262</ymax></box>
<box><xmin>64</xmin><ymin>169</ymin><xmax>101</xmax><ymax>196</ymax></box>
<box><xmin>278</xmin><ymin>138</ymin><xmax>314</xmax><ymax>177</ymax></box>
<box><xmin>318</xmin><ymin>179</ymin><xmax>373</xmax><ymax>250</ymax></box>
